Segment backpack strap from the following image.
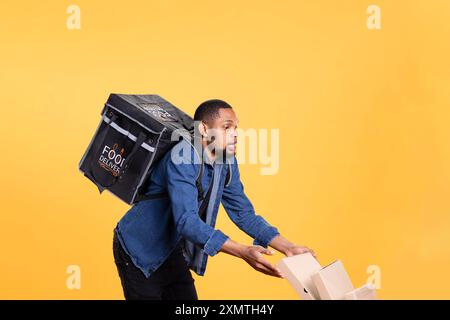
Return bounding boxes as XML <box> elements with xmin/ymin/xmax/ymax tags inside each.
<box><xmin>224</xmin><ymin>160</ymin><xmax>232</xmax><ymax>187</ymax></box>
<box><xmin>136</xmin><ymin>162</ymin><xmax>231</xmax><ymax>203</ymax></box>
<box><xmin>87</xmin><ymin>112</ymin><xmax>118</xmax><ymax>193</ymax></box>
<box><xmin>136</xmin><ymin>142</ymin><xmax>205</xmax><ymax>202</ymax></box>
<box><xmin>197</xmin><ymin>158</ymin><xmax>231</xmax><ymax>221</ymax></box>
<box><xmin>136</xmin><ymin>144</ymin><xmax>233</xmax><ymax>203</ymax></box>
<box><xmin>191</xmin><ymin>140</ymin><xmax>206</xmax><ymax>202</ymax></box>
<box><xmin>197</xmin><ymin>166</ymin><xmax>215</xmax><ymax>222</ymax></box>
<box><xmin>195</xmin><ymin>148</ymin><xmax>205</xmax><ymax>202</ymax></box>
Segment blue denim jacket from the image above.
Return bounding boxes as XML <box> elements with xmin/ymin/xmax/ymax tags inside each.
<box><xmin>115</xmin><ymin>139</ymin><xmax>280</xmax><ymax>278</ymax></box>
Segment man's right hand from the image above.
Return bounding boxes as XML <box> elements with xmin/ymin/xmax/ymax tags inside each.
<box><xmin>238</xmin><ymin>245</ymin><xmax>283</xmax><ymax>278</ymax></box>
<box><xmin>219</xmin><ymin>238</ymin><xmax>283</xmax><ymax>278</ymax></box>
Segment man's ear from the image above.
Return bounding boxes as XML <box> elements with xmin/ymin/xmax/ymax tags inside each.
<box><xmin>197</xmin><ymin>121</ymin><xmax>208</xmax><ymax>138</ymax></box>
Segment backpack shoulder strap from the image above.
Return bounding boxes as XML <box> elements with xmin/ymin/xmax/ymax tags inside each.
<box><xmin>135</xmin><ymin>158</ymin><xmax>204</xmax><ymax>203</ymax></box>
<box><xmin>224</xmin><ymin>160</ymin><xmax>232</xmax><ymax>187</ymax></box>
<box><xmin>136</xmin><ymin>141</ymin><xmax>205</xmax><ymax>203</ymax></box>
<box><xmin>192</xmin><ymin>143</ymin><xmax>205</xmax><ymax>201</ymax></box>
<box><xmin>195</xmin><ymin>158</ymin><xmax>205</xmax><ymax>201</ymax></box>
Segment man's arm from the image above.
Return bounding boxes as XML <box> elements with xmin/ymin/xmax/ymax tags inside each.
<box><xmin>166</xmin><ymin>152</ymin><xmax>282</xmax><ymax>277</ymax></box>
<box><xmin>267</xmin><ymin>234</ymin><xmax>317</xmax><ymax>258</ymax></box>
<box><xmin>221</xmin><ymin>159</ymin><xmax>317</xmax><ymax>259</ymax></box>
<box><xmin>166</xmin><ymin>153</ymin><xmax>229</xmax><ymax>257</ymax></box>
<box><xmin>221</xmin><ymin>160</ymin><xmax>280</xmax><ymax>248</ymax></box>
<box><xmin>219</xmin><ymin>238</ymin><xmax>283</xmax><ymax>278</ymax></box>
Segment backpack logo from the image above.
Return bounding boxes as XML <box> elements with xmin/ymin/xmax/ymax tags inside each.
<box><xmin>136</xmin><ymin>103</ymin><xmax>175</xmax><ymax>121</ymax></box>
<box><xmin>98</xmin><ymin>143</ymin><xmax>126</xmax><ymax>176</ymax></box>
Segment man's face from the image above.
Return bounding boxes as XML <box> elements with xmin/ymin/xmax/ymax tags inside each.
<box><xmin>204</xmin><ymin>108</ymin><xmax>239</xmax><ymax>156</ymax></box>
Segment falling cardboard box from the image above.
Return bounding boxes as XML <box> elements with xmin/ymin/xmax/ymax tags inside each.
<box><xmin>277</xmin><ymin>253</ymin><xmax>378</xmax><ymax>300</ymax></box>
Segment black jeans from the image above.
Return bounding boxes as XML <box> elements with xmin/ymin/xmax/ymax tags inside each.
<box><xmin>113</xmin><ymin>231</ymin><xmax>198</xmax><ymax>300</ymax></box>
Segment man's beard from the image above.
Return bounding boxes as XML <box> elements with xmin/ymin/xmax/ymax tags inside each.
<box><xmin>224</xmin><ymin>146</ymin><xmax>235</xmax><ymax>158</ymax></box>
<box><xmin>209</xmin><ymin>145</ymin><xmax>234</xmax><ymax>164</ymax></box>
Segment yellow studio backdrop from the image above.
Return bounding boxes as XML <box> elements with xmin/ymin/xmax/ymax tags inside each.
<box><xmin>0</xmin><ymin>0</ymin><xmax>449</xmax><ymax>299</ymax></box>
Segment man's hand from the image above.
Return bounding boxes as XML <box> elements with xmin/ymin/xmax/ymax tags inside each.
<box><xmin>239</xmin><ymin>245</ymin><xmax>283</xmax><ymax>278</ymax></box>
<box><xmin>284</xmin><ymin>245</ymin><xmax>317</xmax><ymax>258</ymax></box>
<box><xmin>219</xmin><ymin>239</ymin><xmax>283</xmax><ymax>278</ymax></box>
<box><xmin>267</xmin><ymin>235</ymin><xmax>318</xmax><ymax>259</ymax></box>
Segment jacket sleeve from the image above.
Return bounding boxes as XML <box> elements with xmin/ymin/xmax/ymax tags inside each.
<box><xmin>166</xmin><ymin>153</ymin><xmax>229</xmax><ymax>256</ymax></box>
<box><xmin>221</xmin><ymin>158</ymin><xmax>280</xmax><ymax>248</ymax></box>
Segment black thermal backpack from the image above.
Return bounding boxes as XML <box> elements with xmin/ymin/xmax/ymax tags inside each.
<box><xmin>78</xmin><ymin>94</ymin><xmax>230</xmax><ymax>205</ymax></box>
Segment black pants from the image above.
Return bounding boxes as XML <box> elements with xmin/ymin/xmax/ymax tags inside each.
<box><xmin>113</xmin><ymin>231</ymin><xmax>198</xmax><ymax>300</ymax></box>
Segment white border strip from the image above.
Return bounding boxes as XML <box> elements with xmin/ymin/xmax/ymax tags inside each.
<box><xmin>103</xmin><ymin>115</ymin><xmax>155</xmax><ymax>152</ymax></box>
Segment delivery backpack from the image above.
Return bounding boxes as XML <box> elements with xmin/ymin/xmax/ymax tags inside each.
<box><xmin>78</xmin><ymin>94</ymin><xmax>231</xmax><ymax>205</ymax></box>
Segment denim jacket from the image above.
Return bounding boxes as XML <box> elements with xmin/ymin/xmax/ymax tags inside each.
<box><xmin>115</xmin><ymin>138</ymin><xmax>280</xmax><ymax>278</ymax></box>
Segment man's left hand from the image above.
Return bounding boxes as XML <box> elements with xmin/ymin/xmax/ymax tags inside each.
<box><xmin>284</xmin><ymin>245</ymin><xmax>317</xmax><ymax>259</ymax></box>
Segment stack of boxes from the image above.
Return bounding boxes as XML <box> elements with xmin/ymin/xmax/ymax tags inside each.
<box><xmin>277</xmin><ymin>253</ymin><xmax>377</xmax><ymax>300</ymax></box>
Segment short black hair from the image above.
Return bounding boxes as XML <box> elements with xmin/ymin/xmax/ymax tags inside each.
<box><xmin>194</xmin><ymin>99</ymin><xmax>232</xmax><ymax>124</ymax></box>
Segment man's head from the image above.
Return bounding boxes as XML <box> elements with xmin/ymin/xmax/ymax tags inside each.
<box><xmin>194</xmin><ymin>99</ymin><xmax>238</xmax><ymax>157</ymax></box>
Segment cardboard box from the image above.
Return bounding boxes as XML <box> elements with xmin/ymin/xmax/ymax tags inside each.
<box><xmin>344</xmin><ymin>284</ymin><xmax>377</xmax><ymax>300</ymax></box>
<box><xmin>277</xmin><ymin>252</ymin><xmax>322</xmax><ymax>300</ymax></box>
<box><xmin>311</xmin><ymin>260</ymin><xmax>354</xmax><ymax>300</ymax></box>
<box><xmin>277</xmin><ymin>253</ymin><xmax>378</xmax><ymax>300</ymax></box>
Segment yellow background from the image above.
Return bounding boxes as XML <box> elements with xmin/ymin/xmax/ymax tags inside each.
<box><xmin>1</xmin><ymin>0</ymin><xmax>449</xmax><ymax>299</ymax></box>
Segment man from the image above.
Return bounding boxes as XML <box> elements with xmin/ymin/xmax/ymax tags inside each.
<box><xmin>113</xmin><ymin>99</ymin><xmax>316</xmax><ymax>299</ymax></box>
